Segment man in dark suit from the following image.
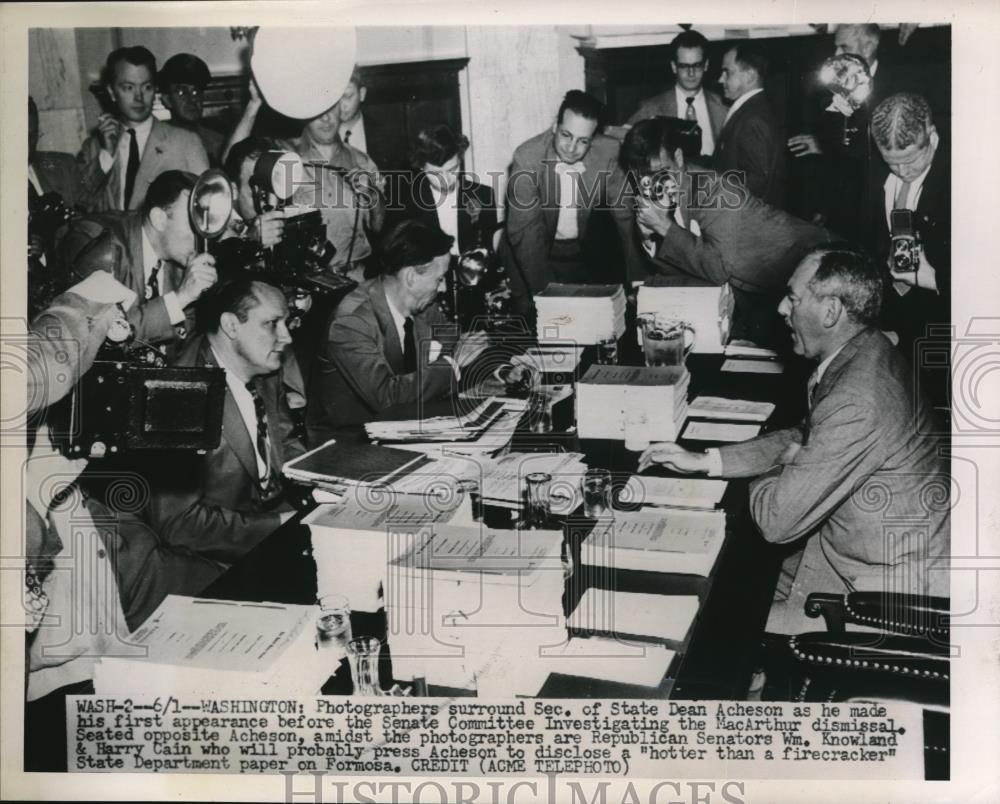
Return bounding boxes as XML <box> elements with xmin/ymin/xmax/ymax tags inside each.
<box><xmin>621</xmin><ymin>118</ymin><xmax>832</xmax><ymax>344</ymax></box>
<box><xmin>625</xmin><ymin>29</ymin><xmax>727</xmax><ymax>158</ymax></box>
<box><xmin>307</xmin><ymin>220</ymin><xmax>489</xmax><ymax>437</ymax></box>
<box><xmin>639</xmin><ymin>247</ymin><xmax>949</xmax><ymax>634</ymax></box>
<box><xmin>77</xmin><ymin>46</ymin><xmax>208</xmax><ymax>212</ymax></box>
<box><xmin>28</xmin><ymin>96</ymin><xmax>81</xmax><ymax>208</ymax></box>
<box><xmin>716</xmin><ymin>41</ymin><xmax>786</xmax><ymax>208</ymax></box>
<box><xmin>868</xmin><ymin>92</ymin><xmax>950</xmax><ymax>414</ymax></box>
<box><xmin>499</xmin><ymin>90</ymin><xmax>642</xmax><ymax>316</ymax></box>
<box><xmin>58</xmin><ymin>170</ymin><xmax>218</xmax><ymax>353</ymax></box>
<box><xmin>145</xmin><ymin>277</ymin><xmax>305</xmax><ymax>564</ymax></box>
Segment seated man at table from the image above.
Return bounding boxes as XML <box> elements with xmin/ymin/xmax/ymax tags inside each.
<box><xmin>620</xmin><ymin>117</ymin><xmax>833</xmax><ymax>345</ymax></box>
<box><xmin>307</xmin><ymin>220</ymin><xmax>489</xmax><ymax>437</ymax></box>
<box><xmin>145</xmin><ymin>276</ymin><xmax>305</xmax><ymax>564</ymax></box>
<box><xmin>638</xmin><ymin>247</ymin><xmax>949</xmax><ymax>634</ymax></box>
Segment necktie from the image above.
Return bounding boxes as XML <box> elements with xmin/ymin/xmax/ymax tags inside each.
<box><xmin>246</xmin><ymin>381</ymin><xmax>276</xmax><ymax>495</ymax></box>
<box><xmin>685</xmin><ymin>96</ymin><xmax>698</xmax><ymax>122</ymax></box>
<box><xmin>402</xmin><ymin>318</ymin><xmax>416</xmax><ymax>373</ymax></box>
<box><xmin>123</xmin><ymin>128</ymin><xmax>140</xmax><ymax>209</ymax></box>
<box><xmin>801</xmin><ymin>372</ymin><xmax>820</xmax><ymax>445</ymax></box>
<box><xmin>893</xmin><ymin>178</ymin><xmax>912</xmax><ymax>209</ymax></box>
<box><xmin>146</xmin><ymin>260</ymin><xmax>161</xmax><ymax>300</ymax></box>
<box><xmin>343</xmin><ymin>128</ymin><xmax>352</xmax><ymax>145</ymax></box>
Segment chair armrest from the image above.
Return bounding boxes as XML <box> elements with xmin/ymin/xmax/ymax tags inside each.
<box><xmin>805</xmin><ymin>592</ymin><xmax>949</xmax><ymax>638</ymax></box>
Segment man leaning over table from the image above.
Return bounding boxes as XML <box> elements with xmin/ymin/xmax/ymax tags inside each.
<box><xmin>638</xmin><ymin>247</ymin><xmax>949</xmax><ymax>634</ymax></box>
<box><xmin>307</xmin><ymin>220</ymin><xmax>489</xmax><ymax>439</ymax></box>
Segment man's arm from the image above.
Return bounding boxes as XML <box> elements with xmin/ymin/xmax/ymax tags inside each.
<box><xmin>652</xmin><ymin>219</ymin><xmax>730</xmax><ymax>285</ymax></box>
<box><xmin>744</xmin><ymin>398</ymin><xmax>883</xmax><ymax>544</ymax></box>
<box><xmin>503</xmin><ymin>149</ymin><xmax>550</xmax><ymax>298</ymax></box>
<box><xmin>734</xmin><ymin>116</ymin><xmax>778</xmax><ymax>202</ymax></box>
<box><xmin>326</xmin><ymin>310</ymin><xmax>455</xmax><ymax>413</ymax></box>
<box><xmin>717</xmin><ymin>427</ymin><xmax>803</xmax><ymax>478</ymax></box>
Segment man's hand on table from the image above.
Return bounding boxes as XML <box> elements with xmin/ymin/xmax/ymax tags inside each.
<box><xmin>638</xmin><ymin>442</ymin><xmax>710</xmax><ymax>474</ymax></box>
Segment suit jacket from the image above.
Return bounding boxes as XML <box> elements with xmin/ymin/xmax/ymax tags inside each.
<box><xmin>714</xmin><ymin>91</ymin><xmax>786</xmax><ymax>208</ymax></box>
<box><xmin>389</xmin><ymin>171</ymin><xmax>498</xmax><ymax>254</ymax></box>
<box><xmin>498</xmin><ymin>129</ymin><xmax>642</xmax><ymax>304</ymax></box>
<box><xmin>625</xmin><ymin>87</ymin><xmax>728</xmax><ymax>150</ymax></box>
<box><xmin>718</xmin><ymin>328</ymin><xmax>949</xmax><ymax>633</ymax></box>
<box><xmin>306</xmin><ymin>276</ymin><xmax>458</xmax><ymax>436</ymax></box>
<box><xmin>650</xmin><ymin>169</ymin><xmax>832</xmax><ymax>294</ymax></box>
<box><xmin>57</xmin><ymin>210</ymin><xmax>192</xmax><ymax>349</ymax></box>
<box><xmin>144</xmin><ymin>334</ymin><xmax>305</xmax><ymax>564</ymax></box>
<box><xmin>76</xmin><ymin>117</ymin><xmax>209</xmax><ymax>213</ymax></box>
<box><xmin>31</xmin><ymin>151</ymin><xmax>82</xmax><ymax>208</ymax></box>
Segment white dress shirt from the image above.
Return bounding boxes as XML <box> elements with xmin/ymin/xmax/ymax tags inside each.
<box><xmin>675</xmin><ymin>86</ymin><xmax>716</xmax><ymax>155</ymax></box>
<box><xmin>429</xmin><ymin>181</ymin><xmax>461</xmax><ymax>255</ymax></box>
<box><xmin>555</xmin><ymin>160</ymin><xmax>585</xmax><ymax>241</ymax></box>
<box><xmin>723</xmin><ymin>87</ymin><xmax>764</xmax><ymax>126</ymax></box>
<box><xmin>385</xmin><ymin>290</ymin><xmax>456</xmax><ymax>374</ymax></box>
<box><xmin>883</xmin><ymin>161</ymin><xmax>934</xmax><ymax>227</ymax></box>
<box><xmin>98</xmin><ymin>115</ymin><xmax>154</xmax><ymax>208</ymax></box>
<box><xmin>339</xmin><ymin>114</ymin><xmax>368</xmax><ymax>154</ymax></box>
<box><xmin>140</xmin><ymin>227</ymin><xmax>185</xmax><ymax>325</ymax></box>
<box><xmin>27</xmin><ymin>164</ymin><xmax>44</xmax><ymax>196</ymax></box>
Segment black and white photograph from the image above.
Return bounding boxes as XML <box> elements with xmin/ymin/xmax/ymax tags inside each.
<box><xmin>1</xmin><ymin>2</ymin><xmax>997</xmax><ymax>802</ymax></box>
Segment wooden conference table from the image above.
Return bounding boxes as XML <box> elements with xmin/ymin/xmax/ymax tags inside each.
<box><xmin>202</xmin><ymin>338</ymin><xmax>810</xmax><ymax>701</ymax></box>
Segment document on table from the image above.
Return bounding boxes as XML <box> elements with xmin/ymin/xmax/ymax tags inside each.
<box><xmin>621</xmin><ymin>475</ymin><xmax>728</xmax><ymax>510</ymax></box>
<box><xmin>687</xmin><ymin>396</ymin><xmax>776</xmax><ymax>422</ymax></box>
<box><xmin>682</xmin><ymin>420</ymin><xmax>761</xmax><ymax>442</ymax></box>
<box><xmin>723</xmin><ymin>342</ymin><xmax>780</xmax><ymax>359</ymax></box>
<box><xmin>721</xmin><ymin>358</ymin><xmax>784</xmax><ymax>374</ymax></box>
<box><xmin>568</xmin><ymin>589</ymin><xmax>699</xmax><ymax>643</ymax></box>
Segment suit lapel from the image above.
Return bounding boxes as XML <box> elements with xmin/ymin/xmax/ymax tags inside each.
<box><xmin>202</xmin><ymin>341</ymin><xmax>260</xmax><ymax>484</ymax></box>
<box><xmin>133</xmin><ymin>118</ymin><xmax>167</xmax><ymax>206</ymax></box>
<box><xmin>371</xmin><ymin>278</ymin><xmax>405</xmax><ymax>372</ymax></box>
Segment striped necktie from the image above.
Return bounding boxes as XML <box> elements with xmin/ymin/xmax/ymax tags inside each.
<box><xmin>246</xmin><ymin>380</ymin><xmax>278</xmax><ymax>496</ymax></box>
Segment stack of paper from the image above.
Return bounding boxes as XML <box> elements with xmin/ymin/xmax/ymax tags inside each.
<box><xmin>687</xmin><ymin>396</ymin><xmax>775</xmax><ymax>422</ymax></box>
<box><xmin>94</xmin><ymin>596</ymin><xmax>328</xmax><ymax>696</ymax></box>
<box><xmin>476</xmin><ymin>451</ymin><xmax>588</xmax><ymax>515</ymax></box>
<box><xmin>536</xmin><ymin>638</ymin><xmax>676</xmax><ymax>690</ymax></box>
<box><xmin>381</xmin><ymin>399</ymin><xmax>529</xmax><ymax>458</ymax></box>
<box><xmin>386</xmin><ymin>526</ymin><xmax>566</xmax><ymax>690</ymax></box>
<box><xmin>534</xmin><ymin>283</ymin><xmax>626</xmax><ymax>344</ymax></box>
<box><xmin>581</xmin><ymin>508</ymin><xmax>726</xmax><ymax>577</ymax></box>
<box><xmin>366</xmin><ymin>398</ymin><xmax>508</xmax><ymax>443</ymax></box>
<box><xmin>512</xmin><ymin>344</ymin><xmax>584</xmax><ymax>385</ymax></box>
<box><xmin>637</xmin><ymin>283</ymin><xmax>734</xmax><ymax>353</ymax></box>
<box><xmin>576</xmin><ymin>365</ymin><xmax>690</xmax><ymax>441</ymax></box>
<box><xmin>568</xmin><ymin>589</ymin><xmax>700</xmax><ymax>644</ymax></box>
<box><xmin>283</xmin><ymin>440</ymin><xmax>432</xmax><ymax>494</ymax></box>
<box><xmin>681</xmin><ymin>420</ymin><xmax>761</xmax><ymax>442</ymax></box>
<box><xmin>621</xmin><ymin>475</ymin><xmax>728</xmax><ymax>510</ymax></box>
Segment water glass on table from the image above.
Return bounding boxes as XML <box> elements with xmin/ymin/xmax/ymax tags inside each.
<box><xmin>316</xmin><ymin>594</ymin><xmax>352</xmax><ymax>660</ymax></box>
<box><xmin>596</xmin><ymin>336</ymin><xmax>619</xmax><ymax>365</ymax></box>
<box><xmin>523</xmin><ymin>471</ymin><xmax>552</xmax><ymax>529</ymax></box>
<box><xmin>624</xmin><ymin>409</ymin><xmax>651</xmax><ymax>452</ymax></box>
<box><xmin>346</xmin><ymin>636</ymin><xmax>383</xmax><ymax>696</ymax></box>
<box><xmin>582</xmin><ymin>468</ymin><xmax>613</xmax><ymax>518</ymax></box>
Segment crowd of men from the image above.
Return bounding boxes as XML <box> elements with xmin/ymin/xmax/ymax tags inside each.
<box><xmin>22</xmin><ymin>25</ymin><xmax>949</xmax><ymax>758</ymax></box>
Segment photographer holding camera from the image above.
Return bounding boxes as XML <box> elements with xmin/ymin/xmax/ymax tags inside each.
<box><xmin>869</xmin><ymin>92</ymin><xmax>950</xmax><ymax>414</ymax></box>
<box><xmin>58</xmin><ymin>170</ymin><xmax>218</xmax><ymax>356</ymax></box>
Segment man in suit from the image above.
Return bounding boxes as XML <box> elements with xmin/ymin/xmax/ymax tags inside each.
<box><xmin>869</xmin><ymin>92</ymin><xmax>950</xmax><ymax>414</ymax></box>
<box><xmin>58</xmin><ymin>170</ymin><xmax>218</xmax><ymax>353</ymax></box>
<box><xmin>158</xmin><ymin>52</ymin><xmax>226</xmax><ymax>166</ymax></box>
<box><xmin>716</xmin><ymin>41</ymin><xmax>786</xmax><ymax>208</ymax></box>
<box><xmin>144</xmin><ymin>277</ymin><xmax>305</xmax><ymax>564</ymax></box>
<box><xmin>621</xmin><ymin>118</ymin><xmax>832</xmax><ymax>344</ymax></box>
<box><xmin>639</xmin><ymin>247</ymin><xmax>949</xmax><ymax>634</ymax></box>
<box><xmin>307</xmin><ymin>220</ymin><xmax>489</xmax><ymax>437</ymax></box>
<box><xmin>626</xmin><ymin>29</ymin><xmax>727</xmax><ymax>158</ymax></box>
<box><xmin>28</xmin><ymin>96</ymin><xmax>81</xmax><ymax>208</ymax></box>
<box><xmin>77</xmin><ymin>46</ymin><xmax>209</xmax><ymax>212</ymax></box>
<box><xmin>277</xmin><ymin>99</ymin><xmax>385</xmax><ymax>280</ymax></box>
<box><xmin>499</xmin><ymin>90</ymin><xmax>642</xmax><ymax>316</ymax></box>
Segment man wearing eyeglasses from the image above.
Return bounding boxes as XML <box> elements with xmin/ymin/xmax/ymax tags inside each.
<box><xmin>159</xmin><ymin>53</ymin><xmax>226</xmax><ymax>166</ymax></box>
<box><xmin>626</xmin><ymin>29</ymin><xmax>726</xmax><ymax>158</ymax></box>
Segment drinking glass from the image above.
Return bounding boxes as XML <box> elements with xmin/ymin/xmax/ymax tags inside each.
<box><xmin>316</xmin><ymin>594</ymin><xmax>352</xmax><ymax>659</ymax></box>
<box><xmin>596</xmin><ymin>337</ymin><xmax>619</xmax><ymax>365</ymax></box>
<box><xmin>346</xmin><ymin>637</ymin><xmax>383</xmax><ymax>696</ymax></box>
<box><xmin>582</xmin><ymin>468</ymin><xmax>612</xmax><ymax>518</ymax></box>
<box><xmin>624</xmin><ymin>410</ymin><xmax>650</xmax><ymax>452</ymax></box>
<box><xmin>524</xmin><ymin>472</ymin><xmax>552</xmax><ymax>529</ymax></box>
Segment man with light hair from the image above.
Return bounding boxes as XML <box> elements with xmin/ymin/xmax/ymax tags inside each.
<box><xmin>869</xmin><ymin>92</ymin><xmax>949</xmax><ymax>413</ymax></box>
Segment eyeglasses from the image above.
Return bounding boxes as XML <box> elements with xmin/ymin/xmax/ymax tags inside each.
<box><xmin>170</xmin><ymin>85</ymin><xmax>203</xmax><ymax>99</ymax></box>
<box><xmin>675</xmin><ymin>61</ymin><xmax>706</xmax><ymax>73</ymax></box>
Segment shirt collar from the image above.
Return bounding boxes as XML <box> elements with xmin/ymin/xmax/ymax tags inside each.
<box><xmin>813</xmin><ymin>341</ymin><xmax>849</xmax><ymax>386</ymax></box>
<box><xmin>124</xmin><ymin>115</ymin><xmax>154</xmax><ymax>138</ymax></box>
<box><xmin>675</xmin><ymin>86</ymin><xmax>704</xmax><ymax>103</ymax></box>
<box><xmin>384</xmin><ymin>285</ymin><xmax>410</xmax><ymax>333</ymax></box>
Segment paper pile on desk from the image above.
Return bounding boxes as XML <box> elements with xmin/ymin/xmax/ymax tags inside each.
<box><xmin>568</xmin><ymin>589</ymin><xmax>700</xmax><ymax>644</ymax></box>
<box><xmin>386</xmin><ymin>526</ymin><xmax>566</xmax><ymax>692</ymax></box>
<box><xmin>576</xmin><ymin>364</ymin><xmax>689</xmax><ymax>441</ymax></box>
<box><xmin>476</xmin><ymin>451</ymin><xmax>587</xmax><ymax>515</ymax></box>
<box><xmin>637</xmin><ymin>283</ymin><xmax>734</xmax><ymax>353</ymax></box>
<box><xmin>621</xmin><ymin>475</ymin><xmax>728</xmax><ymax>510</ymax></box>
<box><xmin>534</xmin><ymin>283</ymin><xmax>626</xmax><ymax>345</ymax></box>
<box><xmin>283</xmin><ymin>440</ymin><xmax>432</xmax><ymax>494</ymax></box>
<box><xmin>581</xmin><ymin>508</ymin><xmax>726</xmax><ymax>577</ymax></box>
<box><xmin>687</xmin><ymin>396</ymin><xmax>775</xmax><ymax>422</ymax></box>
<box><xmin>94</xmin><ymin>596</ymin><xmax>327</xmax><ymax>696</ymax></box>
